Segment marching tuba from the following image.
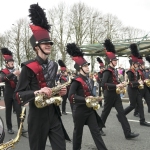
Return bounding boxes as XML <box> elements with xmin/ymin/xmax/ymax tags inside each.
<box><xmin>35</xmin><ymin>77</ymin><xmax>72</xmax><ymax>108</ymax></box>
<box><xmin>0</xmin><ymin>107</ymin><xmax>26</xmax><ymax>150</ymax></box>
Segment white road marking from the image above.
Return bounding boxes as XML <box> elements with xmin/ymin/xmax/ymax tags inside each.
<box><xmin>0</xmin><ymin>106</ymin><xmax>5</xmax><ymax>109</ymax></box>
<box><xmin>128</xmin><ymin>119</ymin><xmax>150</xmax><ymax>123</ymax></box>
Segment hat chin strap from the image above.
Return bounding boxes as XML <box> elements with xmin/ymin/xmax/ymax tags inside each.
<box><xmin>81</xmin><ymin>67</ymin><xmax>87</xmax><ymax>75</ymax></box>
<box><xmin>110</xmin><ymin>61</ymin><xmax>115</xmax><ymax>68</ymax></box>
<box><xmin>38</xmin><ymin>45</ymin><xmax>49</xmax><ymax>55</ymax></box>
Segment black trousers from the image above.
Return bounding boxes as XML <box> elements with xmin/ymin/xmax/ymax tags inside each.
<box><xmin>73</xmin><ymin>107</ymin><xmax>107</xmax><ymax>150</ymax></box>
<box><xmin>134</xmin><ymin>86</ymin><xmax>150</xmax><ymax>114</ymax></box>
<box><xmin>4</xmin><ymin>94</ymin><xmax>22</xmax><ymax>130</ymax></box>
<box><xmin>28</xmin><ymin>115</ymin><xmax>66</xmax><ymax>150</ymax></box>
<box><xmin>62</xmin><ymin>93</ymin><xmax>68</xmax><ymax>112</ymax></box>
<box><xmin>101</xmin><ymin>90</ymin><xmax>131</xmax><ymax>137</ymax></box>
<box><xmin>124</xmin><ymin>86</ymin><xmax>145</xmax><ymax>122</ymax></box>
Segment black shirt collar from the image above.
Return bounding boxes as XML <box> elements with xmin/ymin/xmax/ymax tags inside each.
<box><xmin>79</xmin><ymin>73</ymin><xmax>88</xmax><ymax>80</ymax></box>
<box><xmin>35</xmin><ymin>55</ymin><xmax>48</xmax><ymax>65</ymax></box>
<box><xmin>108</xmin><ymin>65</ymin><xmax>115</xmax><ymax>70</ymax></box>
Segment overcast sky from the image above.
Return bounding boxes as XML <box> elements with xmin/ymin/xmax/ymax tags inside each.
<box><xmin>0</xmin><ymin>0</ymin><xmax>150</xmax><ymax>34</ymax></box>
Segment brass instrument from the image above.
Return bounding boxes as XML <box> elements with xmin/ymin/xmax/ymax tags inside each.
<box><xmin>138</xmin><ymin>76</ymin><xmax>144</xmax><ymax>89</ymax></box>
<box><xmin>85</xmin><ymin>96</ymin><xmax>103</xmax><ymax>110</ymax></box>
<box><xmin>0</xmin><ymin>107</ymin><xmax>26</xmax><ymax>150</ymax></box>
<box><xmin>116</xmin><ymin>80</ymin><xmax>129</xmax><ymax>95</ymax></box>
<box><xmin>35</xmin><ymin>77</ymin><xmax>71</xmax><ymax>108</ymax></box>
<box><xmin>144</xmin><ymin>79</ymin><xmax>150</xmax><ymax>87</ymax></box>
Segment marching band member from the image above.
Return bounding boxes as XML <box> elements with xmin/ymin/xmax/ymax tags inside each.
<box><xmin>97</xmin><ymin>57</ymin><xmax>105</xmax><ymax>107</ymax></box>
<box><xmin>14</xmin><ymin>4</ymin><xmax>70</xmax><ymax>150</ymax></box>
<box><xmin>101</xmin><ymin>39</ymin><xmax>139</xmax><ymax>139</ymax></box>
<box><xmin>0</xmin><ymin>48</ymin><xmax>26</xmax><ymax>134</ymax></box>
<box><xmin>124</xmin><ymin>43</ymin><xmax>150</xmax><ymax>127</ymax></box>
<box><xmin>133</xmin><ymin>55</ymin><xmax>150</xmax><ymax>116</ymax></box>
<box><xmin>58</xmin><ymin>59</ymin><xmax>71</xmax><ymax>114</ymax></box>
<box><xmin>67</xmin><ymin>43</ymin><xmax>108</xmax><ymax>150</ymax></box>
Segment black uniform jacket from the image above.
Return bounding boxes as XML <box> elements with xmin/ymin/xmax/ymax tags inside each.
<box><xmin>126</xmin><ymin>69</ymin><xmax>140</xmax><ymax>88</ymax></box>
<box><xmin>68</xmin><ymin>74</ymin><xmax>105</xmax><ymax>128</ymax></box>
<box><xmin>14</xmin><ymin>56</ymin><xmax>70</xmax><ymax>141</ymax></box>
<box><xmin>0</xmin><ymin>68</ymin><xmax>17</xmax><ymax>97</ymax></box>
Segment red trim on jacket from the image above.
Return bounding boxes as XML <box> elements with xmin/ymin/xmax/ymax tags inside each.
<box><xmin>15</xmin><ymin>92</ymin><xmax>21</xmax><ymax>104</ymax></box>
<box><xmin>138</xmin><ymin>69</ymin><xmax>145</xmax><ymax>80</ymax></box>
<box><xmin>60</xmin><ymin>76</ymin><xmax>67</xmax><ymax>82</ymax></box>
<box><xmin>75</xmin><ymin>77</ymin><xmax>91</xmax><ymax>97</ymax></box>
<box><xmin>1</xmin><ymin>69</ymin><xmax>16</xmax><ymax>88</ymax></box>
<box><xmin>107</xmin><ymin>68</ymin><xmax>119</xmax><ymax>85</ymax></box>
<box><xmin>26</xmin><ymin>61</ymin><xmax>47</xmax><ymax>88</ymax></box>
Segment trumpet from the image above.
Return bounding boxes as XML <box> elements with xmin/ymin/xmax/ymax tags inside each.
<box><xmin>85</xmin><ymin>96</ymin><xmax>103</xmax><ymax>110</ymax></box>
<box><xmin>35</xmin><ymin>77</ymin><xmax>71</xmax><ymax>108</ymax></box>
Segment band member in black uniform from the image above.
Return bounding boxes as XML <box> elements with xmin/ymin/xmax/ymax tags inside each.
<box><xmin>58</xmin><ymin>59</ymin><xmax>70</xmax><ymax>115</ymax></box>
<box><xmin>133</xmin><ymin>55</ymin><xmax>150</xmax><ymax>116</ymax></box>
<box><xmin>67</xmin><ymin>43</ymin><xmax>108</xmax><ymax>150</ymax></box>
<box><xmin>97</xmin><ymin>57</ymin><xmax>105</xmax><ymax>108</ymax></box>
<box><xmin>0</xmin><ymin>48</ymin><xmax>26</xmax><ymax>134</ymax></box>
<box><xmin>101</xmin><ymin>39</ymin><xmax>139</xmax><ymax>139</ymax></box>
<box><xmin>14</xmin><ymin>4</ymin><xmax>70</xmax><ymax>150</ymax></box>
<box><xmin>124</xmin><ymin>43</ymin><xmax>150</xmax><ymax>127</ymax></box>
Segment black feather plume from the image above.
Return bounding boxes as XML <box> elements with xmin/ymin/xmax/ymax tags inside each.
<box><xmin>1</xmin><ymin>48</ymin><xmax>12</xmax><ymax>56</ymax></box>
<box><xmin>146</xmin><ymin>56</ymin><xmax>150</xmax><ymax>63</ymax></box>
<box><xmin>29</xmin><ymin>3</ymin><xmax>51</xmax><ymax>31</ymax></box>
<box><xmin>129</xmin><ymin>43</ymin><xmax>139</xmax><ymax>57</ymax></box>
<box><xmin>66</xmin><ymin>43</ymin><xmax>84</xmax><ymax>57</ymax></box>
<box><xmin>97</xmin><ymin>57</ymin><xmax>103</xmax><ymax>63</ymax></box>
<box><xmin>58</xmin><ymin>59</ymin><xmax>66</xmax><ymax>67</ymax></box>
<box><xmin>138</xmin><ymin>55</ymin><xmax>142</xmax><ymax>59</ymax></box>
<box><xmin>104</xmin><ymin>39</ymin><xmax>116</xmax><ymax>53</ymax></box>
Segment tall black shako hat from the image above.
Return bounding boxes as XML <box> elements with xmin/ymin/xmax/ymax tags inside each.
<box><xmin>129</xmin><ymin>43</ymin><xmax>139</xmax><ymax>65</ymax></box>
<box><xmin>97</xmin><ymin>57</ymin><xmax>104</xmax><ymax>68</ymax></box>
<box><xmin>29</xmin><ymin>3</ymin><xmax>53</xmax><ymax>49</ymax></box>
<box><xmin>66</xmin><ymin>43</ymin><xmax>90</xmax><ymax>71</ymax></box>
<box><xmin>104</xmin><ymin>39</ymin><xmax>118</xmax><ymax>63</ymax></box>
<box><xmin>58</xmin><ymin>59</ymin><xmax>67</xmax><ymax>73</ymax></box>
<box><xmin>1</xmin><ymin>48</ymin><xmax>14</xmax><ymax>63</ymax></box>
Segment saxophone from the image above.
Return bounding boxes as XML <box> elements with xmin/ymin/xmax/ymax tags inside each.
<box><xmin>85</xmin><ymin>96</ymin><xmax>103</xmax><ymax>110</ymax></box>
<box><xmin>138</xmin><ymin>76</ymin><xmax>144</xmax><ymax>89</ymax></box>
<box><xmin>0</xmin><ymin>107</ymin><xmax>26</xmax><ymax>150</ymax></box>
<box><xmin>144</xmin><ymin>79</ymin><xmax>150</xmax><ymax>87</ymax></box>
<box><xmin>116</xmin><ymin>78</ymin><xmax>129</xmax><ymax>95</ymax></box>
<box><xmin>35</xmin><ymin>77</ymin><xmax>71</xmax><ymax>108</ymax></box>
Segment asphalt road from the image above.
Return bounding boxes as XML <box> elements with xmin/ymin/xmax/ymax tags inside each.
<box><xmin>0</xmin><ymin>99</ymin><xmax>150</xmax><ymax>150</ymax></box>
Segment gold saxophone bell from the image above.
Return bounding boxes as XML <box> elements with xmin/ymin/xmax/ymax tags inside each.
<box><xmin>85</xmin><ymin>96</ymin><xmax>102</xmax><ymax>110</ymax></box>
<box><xmin>116</xmin><ymin>80</ymin><xmax>129</xmax><ymax>95</ymax></box>
<box><xmin>34</xmin><ymin>76</ymin><xmax>72</xmax><ymax>108</ymax></box>
<box><xmin>138</xmin><ymin>76</ymin><xmax>144</xmax><ymax>89</ymax></box>
<box><xmin>144</xmin><ymin>79</ymin><xmax>150</xmax><ymax>87</ymax></box>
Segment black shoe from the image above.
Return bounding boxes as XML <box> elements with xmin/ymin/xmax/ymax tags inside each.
<box><xmin>140</xmin><ymin>121</ymin><xmax>150</xmax><ymax>127</ymax></box>
<box><xmin>62</xmin><ymin>112</ymin><xmax>67</xmax><ymax>115</ymax></box>
<box><xmin>100</xmin><ymin>129</ymin><xmax>106</xmax><ymax>136</ymax></box>
<box><xmin>133</xmin><ymin>113</ymin><xmax>139</xmax><ymax>117</ymax></box>
<box><xmin>22</xmin><ymin>128</ymin><xmax>28</xmax><ymax>134</ymax></box>
<box><xmin>126</xmin><ymin>132</ymin><xmax>139</xmax><ymax>139</ymax></box>
<box><xmin>8</xmin><ymin>129</ymin><xmax>14</xmax><ymax>134</ymax></box>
